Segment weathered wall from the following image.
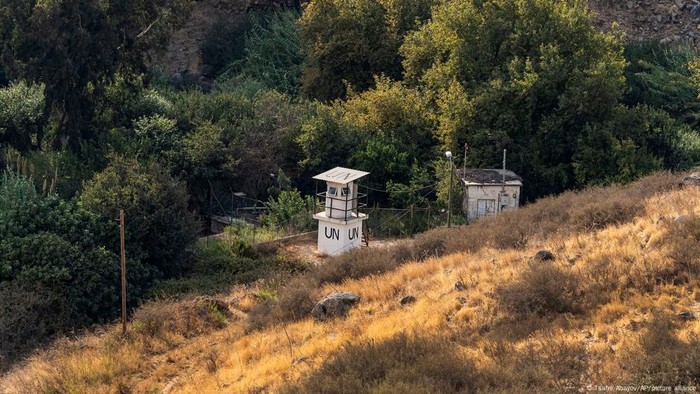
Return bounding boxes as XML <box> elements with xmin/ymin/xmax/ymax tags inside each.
<box><xmin>463</xmin><ymin>184</ymin><xmax>521</xmax><ymax>222</ymax></box>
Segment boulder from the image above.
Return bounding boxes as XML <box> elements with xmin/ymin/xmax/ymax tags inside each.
<box><xmin>678</xmin><ymin>311</ymin><xmax>696</xmax><ymax>321</ymax></box>
<box><xmin>534</xmin><ymin>250</ymin><xmax>555</xmax><ymax>262</ymax></box>
<box><xmin>311</xmin><ymin>292</ymin><xmax>360</xmax><ymax>321</ymax></box>
<box><xmin>681</xmin><ymin>172</ymin><xmax>700</xmax><ymax>187</ymax></box>
<box><xmin>399</xmin><ymin>295</ymin><xmax>416</xmax><ymax>306</ymax></box>
<box><xmin>455</xmin><ymin>281</ymin><xmax>466</xmax><ymax>291</ymax></box>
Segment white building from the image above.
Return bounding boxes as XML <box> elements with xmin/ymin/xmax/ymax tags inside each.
<box><xmin>313</xmin><ymin>167</ymin><xmax>369</xmax><ymax>256</ymax></box>
<box><xmin>460</xmin><ymin>169</ymin><xmax>522</xmax><ymax>222</ymax></box>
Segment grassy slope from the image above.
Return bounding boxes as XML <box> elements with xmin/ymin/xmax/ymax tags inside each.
<box><xmin>2</xmin><ymin>172</ymin><xmax>700</xmax><ymax>393</ymax></box>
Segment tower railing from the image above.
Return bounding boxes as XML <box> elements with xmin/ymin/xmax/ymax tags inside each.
<box><xmin>316</xmin><ymin>191</ymin><xmax>367</xmax><ymax>220</ymax></box>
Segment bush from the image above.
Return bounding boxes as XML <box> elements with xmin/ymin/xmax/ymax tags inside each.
<box><xmin>0</xmin><ymin>81</ymin><xmax>45</xmax><ymax>152</ymax></box>
<box><xmin>231</xmin><ymin>10</ymin><xmax>305</xmax><ymax>95</ymax></box>
<box><xmin>618</xmin><ymin>315</ymin><xmax>700</xmax><ymax>386</ymax></box>
<box><xmin>495</xmin><ymin>261</ymin><xmax>581</xmax><ymax>317</ymax></box>
<box><xmin>0</xmin><ymin>172</ymin><xmax>160</xmax><ymax>369</ymax></box>
<box><xmin>664</xmin><ymin>216</ymin><xmax>700</xmax><ymax>282</ymax></box>
<box><xmin>79</xmin><ymin>156</ymin><xmax>200</xmax><ymax>278</ymax></box>
<box><xmin>201</xmin><ymin>15</ymin><xmax>255</xmax><ymax>78</ymax></box>
<box><xmin>287</xmin><ymin>333</ymin><xmax>475</xmax><ymax>393</ymax></box>
<box><xmin>0</xmin><ymin>282</ymin><xmax>71</xmax><ymax>372</ymax></box>
<box><xmin>263</xmin><ymin>189</ymin><xmax>316</xmax><ymax>234</ymax></box>
<box><xmin>132</xmin><ymin>298</ymin><xmax>230</xmax><ymax>341</ymax></box>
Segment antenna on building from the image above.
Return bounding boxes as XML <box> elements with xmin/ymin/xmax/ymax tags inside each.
<box><xmin>502</xmin><ymin>149</ymin><xmax>507</xmax><ymax>192</ymax></box>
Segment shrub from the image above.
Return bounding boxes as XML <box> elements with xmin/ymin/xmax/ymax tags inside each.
<box><xmin>233</xmin><ymin>10</ymin><xmax>305</xmax><ymax>95</ymax></box>
<box><xmin>618</xmin><ymin>315</ymin><xmax>700</xmax><ymax>385</ymax></box>
<box><xmin>667</xmin><ymin>217</ymin><xmax>700</xmax><ymax>280</ymax></box>
<box><xmin>263</xmin><ymin>189</ymin><xmax>315</xmax><ymax>234</ymax></box>
<box><xmin>0</xmin><ymin>282</ymin><xmax>70</xmax><ymax>372</ymax></box>
<box><xmin>0</xmin><ymin>172</ymin><xmax>160</xmax><ymax>370</ymax></box>
<box><xmin>201</xmin><ymin>15</ymin><xmax>254</xmax><ymax>78</ymax></box>
<box><xmin>79</xmin><ymin>156</ymin><xmax>200</xmax><ymax>278</ymax></box>
<box><xmin>495</xmin><ymin>261</ymin><xmax>581</xmax><ymax>317</ymax></box>
<box><xmin>286</xmin><ymin>333</ymin><xmax>475</xmax><ymax>393</ymax></box>
<box><xmin>0</xmin><ymin>81</ymin><xmax>45</xmax><ymax>152</ymax></box>
<box><xmin>482</xmin><ymin>335</ymin><xmax>589</xmax><ymax>391</ymax></box>
<box><xmin>132</xmin><ymin>298</ymin><xmax>230</xmax><ymax>341</ymax></box>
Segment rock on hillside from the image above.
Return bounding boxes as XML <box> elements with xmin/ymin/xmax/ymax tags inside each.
<box><xmin>588</xmin><ymin>0</ymin><xmax>700</xmax><ymax>47</ymax></box>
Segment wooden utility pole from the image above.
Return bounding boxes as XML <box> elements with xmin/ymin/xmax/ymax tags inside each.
<box><xmin>119</xmin><ymin>209</ymin><xmax>127</xmax><ymax>335</ymax></box>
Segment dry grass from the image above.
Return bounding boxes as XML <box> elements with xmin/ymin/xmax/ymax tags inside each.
<box><xmin>2</xmin><ymin>171</ymin><xmax>700</xmax><ymax>393</ymax></box>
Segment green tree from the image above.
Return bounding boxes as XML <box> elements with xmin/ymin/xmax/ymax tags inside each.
<box><xmin>401</xmin><ymin>0</ymin><xmax>627</xmax><ymax>198</ymax></box>
<box><xmin>79</xmin><ymin>156</ymin><xmax>200</xmax><ymax>278</ymax></box>
<box><xmin>264</xmin><ymin>189</ymin><xmax>315</xmax><ymax>233</ymax></box>
<box><xmin>625</xmin><ymin>43</ymin><xmax>700</xmax><ymax>128</ymax></box>
<box><xmin>573</xmin><ymin>105</ymin><xmax>700</xmax><ymax>186</ymax></box>
<box><xmin>343</xmin><ymin>78</ymin><xmax>436</xmax><ymax>169</ymax></box>
<box><xmin>0</xmin><ymin>81</ymin><xmax>45</xmax><ymax>152</ymax></box>
<box><xmin>201</xmin><ymin>14</ymin><xmax>255</xmax><ymax>78</ymax></box>
<box><xmin>0</xmin><ymin>172</ymin><xmax>157</xmax><ymax>324</ymax></box>
<box><xmin>228</xmin><ymin>10</ymin><xmax>306</xmax><ymax>95</ymax></box>
<box><xmin>299</xmin><ymin>0</ymin><xmax>433</xmax><ymax>100</ymax></box>
<box><xmin>0</xmin><ymin>0</ymin><xmax>191</xmax><ymax>150</ymax></box>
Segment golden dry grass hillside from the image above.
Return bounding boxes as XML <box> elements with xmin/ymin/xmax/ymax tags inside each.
<box><xmin>3</xmin><ymin>172</ymin><xmax>700</xmax><ymax>393</ymax></box>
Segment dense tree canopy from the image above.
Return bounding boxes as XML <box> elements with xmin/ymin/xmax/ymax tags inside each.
<box><xmin>401</xmin><ymin>0</ymin><xmax>628</xmax><ymax>197</ymax></box>
<box><xmin>0</xmin><ymin>0</ymin><xmax>191</xmax><ymax>150</ymax></box>
<box><xmin>298</xmin><ymin>0</ymin><xmax>433</xmax><ymax>100</ymax></box>
<box><xmin>79</xmin><ymin>157</ymin><xmax>200</xmax><ymax>278</ymax></box>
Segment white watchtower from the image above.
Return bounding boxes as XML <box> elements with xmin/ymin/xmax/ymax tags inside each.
<box><xmin>313</xmin><ymin>167</ymin><xmax>369</xmax><ymax>256</ymax></box>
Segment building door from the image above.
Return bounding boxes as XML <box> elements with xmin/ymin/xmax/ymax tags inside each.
<box><xmin>477</xmin><ymin>199</ymin><xmax>496</xmax><ymax>218</ymax></box>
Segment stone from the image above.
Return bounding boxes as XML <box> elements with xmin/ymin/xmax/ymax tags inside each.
<box><xmin>681</xmin><ymin>172</ymin><xmax>700</xmax><ymax>187</ymax></box>
<box><xmin>400</xmin><ymin>295</ymin><xmax>416</xmax><ymax>306</ymax></box>
<box><xmin>692</xmin><ymin>4</ymin><xmax>700</xmax><ymax>19</ymax></box>
<box><xmin>311</xmin><ymin>292</ymin><xmax>360</xmax><ymax>321</ymax></box>
<box><xmin>455</xmin><ymin>281</ymin><xmax>466</xmax><ymax>291</ymax></box>
<box><xmin>534</xmin><ymin>250</ymin><xmax>555</xmax><ymax>262</ymax></box>
<box><xmin>678</xmin><ymin>311</ymin><xmax>696</xmax><ymax>320</ymax></box>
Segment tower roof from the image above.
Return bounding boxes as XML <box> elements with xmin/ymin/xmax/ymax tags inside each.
<box><xmin>313</xmin><ymin>167</ymin><xmax>369</xmax><ymax>184</ymax></box>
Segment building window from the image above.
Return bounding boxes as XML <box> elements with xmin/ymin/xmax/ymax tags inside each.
<box><xmin>328</xmin><ymin>187</ymin><xmax>337</xmax><ymax>196</ymax></box>
<box><xmin>341</xmin><ymin>187</ymin><xmax>350</xmax><ymax>196</ymax></box>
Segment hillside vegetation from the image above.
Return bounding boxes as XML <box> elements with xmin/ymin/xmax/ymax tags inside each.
<box><xmin>3</xmin><ymin>172</ymin><xmax>700</xmax><ymax>392</ymax></box>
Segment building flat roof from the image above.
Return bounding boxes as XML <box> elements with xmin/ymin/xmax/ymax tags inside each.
<box><xmin>313</xmin><ymin>167</ymin><xmax>369</xmax><ymax>184</ymax></box>
<box><xmin>459</xmin><ymin>169</ymin><xmax>522</xmax><ymax>185</ymax></box>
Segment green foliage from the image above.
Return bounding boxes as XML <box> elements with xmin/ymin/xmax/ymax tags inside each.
<box><xmin>264</xmin><ymin>189</ymin><xmax>315</xmax><ymax>233</ymax></box>
<box><xmin>0</xmin><ymin>172</ymin><xmax>157</xmax><ymax>329</ymax></box>
<box><xmin>624</xmin><ymin>43</ymin><xmax>700</xmax><ymax>128</ymax></box>
<box><xmin>227</xmin><ymin>10</ymin><xmax>305</xmax><ymax>95</ymax></box>
<box><xmin>296</xmin><ymin>103</ymin><xmax>357</xmax><ymax>174</ymax></box>
<box><xmin>299</xmin><ymin>0</ymin><xmax>434</xmax><ymax>100</ymax></box>
<box><xmin>79</xmin><ymin>156</ymin><xmax>200</xmax><ymax>278</ymax></box>
<box><xmin>0</xmin><ymin>0</ymin><xmax>192</xmax><ymax>151</ymax></box>
<box><xmin>572</xmin><ymin>105</ymin><xmax>700</xmax><ymax>186</ymax></box>
<box><xmin>401</xmin><ymin>0</ymin><xmax>627</xmax><ymax>198</ymax></box>
<box><xmin>344</xmin><ymin>78</ymin><xmax>436</xmax><ymax>181</ymax></box>
<box><xmin>386</xmin><ymin>162</ymin><xmax>433</xmax><ymax>207</ymax></box>
<box><xmin>165</xmin><ymin>89</ymin><xmax>311</xmax><ymax>201</ymax></box>
<box><xmin>201</xmin><ymin>15</ymin><xmax>255</xmax><ymax>78</ymax></box>
<box><xmin>0</xmin><ymin>81</ymin><xmax>45</xmax><ymax>152</ymax></box>
<box><xmin>151</xmin><ymin>239</ymin><xmax>310</xmax><ymax>298</ymax></box>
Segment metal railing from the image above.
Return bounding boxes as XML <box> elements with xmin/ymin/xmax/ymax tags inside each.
<box><xmin>316</xmin><ymin>191</ymin><xmax>367</xmax><ymax>220</ymax></box>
